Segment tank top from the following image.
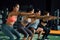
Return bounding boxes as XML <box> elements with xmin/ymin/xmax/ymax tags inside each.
<box><xmin>7</xmin><ymin>16</ymin><xmax>17</xmax><ymax>23</ymax></box>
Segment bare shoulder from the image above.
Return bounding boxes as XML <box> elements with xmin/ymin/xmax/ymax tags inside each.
<box><xmin>8</xmin><ymin>12</ymin><xmax>14</xmax><ymax>16</ymax></box>
<box><xmin>8</xmin><ymin>12</ymin><xmax>17</xmax><ymax>17</ymax></box>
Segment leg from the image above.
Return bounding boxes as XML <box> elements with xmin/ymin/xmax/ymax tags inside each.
<box><xmin>29</xmin><ymin>27</ymin><xmax>35</xmax><ymax>40</ymax></box>
<box><xmin>42</xmin><ymin>27</ymin><xmax>50</xmax><ymax>40</ymax></box>
<box><xmin>42</xmin><ymin>27</ymin><xmax>47</xmax><ymax>40</ymax></box>
<box><xmin>37</xmin><ymin>27</ymin><xmax>43</xmax><ymax>40</ymax></box>
<box><xmin>17</xmin><ymin>27</ymin><xmax>28</xmax><ymax>40</ymax></box>
<box><xmin>25</xmin><ymin>28</ymin><xmax>33</xmax><ymax>40</ymax></box>
<box><xmin>1</xmin><ymin>27</ymin><xmax>14</xmax><ymax>40</ymax></box>
<box><xmin>11</xmin><ymin>28</ymin><xmax>20</xmax><ymax>40</ymax></box>
<box><xmin>45</xmin><ymin>28</ymin><xmax>50</xmax><ymax>39</ymax></box>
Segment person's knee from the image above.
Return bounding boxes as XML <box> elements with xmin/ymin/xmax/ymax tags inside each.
<box><xmin>45</xmin><ymin>30</ymin><xmax>50</xmax><ymax>34</ymax></box>
<box><xmin>31</xmin><ymin>29</ymin><xmax>35</xmax><ymax>33</ymax></box>
<box><xmin>29</xmin><ymin>32</ymin><xmax>33</xmax><ymax>37</ymax></box>
<box><xmin>37</xmin><ymin>28</ymin><xmax>43</xmax><ymax>32</ymax></box>
<box><xmin>40</xmin><ymin>28</ymin><xmax>43</xmax><ymax>32</ymax></box>
<box><xmin>24</xmin><ymin>33</ymin><xmax>29</xmax><ymax>38</ymax></box>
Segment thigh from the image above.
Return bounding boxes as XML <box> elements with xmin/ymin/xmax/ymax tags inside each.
<box><xmin>1</xmin><ymin>27</ymin><xmax>14</xmax><ymax>38</ymax></box>
<box><xmin>11</xmin><ymin>28</ymin><xmax>20</xmax><ymax>37</ymax></box>
<box><xmin>18</xmin><ymin>27</ymin><xmax>28</xmax><ymax>35</ymax></box>
<box><xmin>25</xmin><ymin>28</ymin><xmax>32</xmax><ymax>34</ymax></box>
<box><xmin>37</xmin><ymin>27</ymin><xmax>43</xmax><ymax>31</ymax></box>
<box><xmin>43</xmin><ymin>27</ymin><xmax>50</xmax><ymax>32</ymax></box>
<box><xmin>43</xmin><ymin>27</ymin><xmax>47</xmax><ymax>31</ymax></box>
<box><xmin>28</xmin><ymin>27</ymin><xmax>35</xmax><ymax>33</ymax></box>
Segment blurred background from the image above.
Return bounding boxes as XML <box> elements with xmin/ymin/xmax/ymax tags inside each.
<box><xmin>0</xmin><ymin>0</ymin><xmax>60</xmax><ymax>30</ymax></box>
<box><xmin>0</xmin><ymin>0</ymin><xmax>60</xmax><ymax>40</ymax></box>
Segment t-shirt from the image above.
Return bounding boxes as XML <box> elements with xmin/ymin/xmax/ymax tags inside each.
<box><xmin>39</xmin><ymin>19</ymin><xmax>52</xmax><ymax>28</ymax></box>
<box><xmin>28</xmin><ymin>19</ymin><xmax>40</xmax><ymax>29</ymax></box>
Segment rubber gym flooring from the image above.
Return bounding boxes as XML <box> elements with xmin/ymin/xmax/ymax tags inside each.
<box><xmin>0</xmin><ymin>31</ymin><xmax>60</xmax><ymax>40</ymax></box>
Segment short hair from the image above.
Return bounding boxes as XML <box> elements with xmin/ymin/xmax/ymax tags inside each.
<box><xmin>34</xmin><ymin>9</ymin><xmax>40</xmax><ymax>13</ymax></box>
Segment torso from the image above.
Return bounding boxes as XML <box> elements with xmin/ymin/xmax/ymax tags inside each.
<box><xmin>31</xmin><ymin>19</ymin><xmax>40</xmax><ymax>29</ymax></box>
<box><xmin>20</xmin><ymin>16</ymin><xmax>28</xmax><ymax>27</ymax></box>
<box><xmin>40</xmin><ymin>19</ymin><xmax>48</xmax><ymax>27</ymax></box>
<box><xmin>6</xmin><ymin>12</ymin><xmax>18</xmax><ymax>26</ymax></box>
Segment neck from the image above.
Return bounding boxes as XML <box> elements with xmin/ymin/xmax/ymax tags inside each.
<box><xmin>12</xmin><ymin>10</ymin><xmax>18</xmax><ymax>13</ymax></box>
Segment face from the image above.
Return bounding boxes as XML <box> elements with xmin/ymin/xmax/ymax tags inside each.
<box><xmin>13</xmin><ymin>4</ymin><xmax>20</xmax><ymax>12</ymax></box>
<box><xmin>38</xmin><ymin>11</ymin><xmax>41</xmax><ymax>15</ymax></box>
<box><xmin>47</xmin><ymin>13</ymin><xmax>49</xmax><ymax>16</ymax></box>
<box><xmin>36</xmin><ymin>11</ymin><xmax>41</xmax><ymax>16</ymax></box>
<box><xmin>31</xmin><ymin>9</ymin><xmax>34</xmax><ymax>13</ymax></box>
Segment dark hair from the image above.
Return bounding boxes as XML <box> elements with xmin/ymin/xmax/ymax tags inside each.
<box><xmin>9</xmin><ymin>2</ymin><xmax>19</xmax><ymax>12</ymax></box>
<box><xmin>26</xmin><ymin>5</ymin><xmax>33</xmax><ymax>12</ymax></box>
<box><xmin>43</xmin><ymin>11</ymin><xmax>49</xmax><ymax>15</ymax></box>
<box><xmin>34</xmin><ymin>9</ymin><xmax>40</xmax><ymax>13</ymax></box>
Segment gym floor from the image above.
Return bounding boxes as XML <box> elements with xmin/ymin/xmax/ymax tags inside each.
<box><xmin>0</xmin><ymin>31</ymin><xmax>60</xmax><ymax>40</ymax></box>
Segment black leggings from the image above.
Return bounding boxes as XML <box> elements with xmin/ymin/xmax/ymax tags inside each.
<box><xmin>28</xmin><ymin>27</ymin><xmax>35</xmax><ymax>33</ymax></box>
<box><xmin>17</xmin><ymin>24</ymin><xmax>32</xmax><ymax>38</ymax></box>
<box><xmin>42</xmin><ymin>27</ymin><xmax>50</xmax><ymax>39</ymax></box>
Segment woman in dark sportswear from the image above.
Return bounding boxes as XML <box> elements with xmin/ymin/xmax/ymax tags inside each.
<box><xmin>17</xmin><ymin>8</ymin><xmax>34</xmax><ymax>40</ymax></box>
<box><xmin>40</xmin><ymin>12</ymin><xmax>51</xmax><ymax>40</ymax></box>
<box><xmin>1</xmin><ymin>3</ymin><xmax>20</xmax><ymax>40</ymax></box>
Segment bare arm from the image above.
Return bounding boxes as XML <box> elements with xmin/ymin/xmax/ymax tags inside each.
<box><xmin>19</xmin><ymin>12</ymin><xmax>34</xmax><ymax>16</ymax></box>
<box><xmin>27</xmin><ymin>15</ymin><xmax>45</xmax><ymax>19</ymax></box>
